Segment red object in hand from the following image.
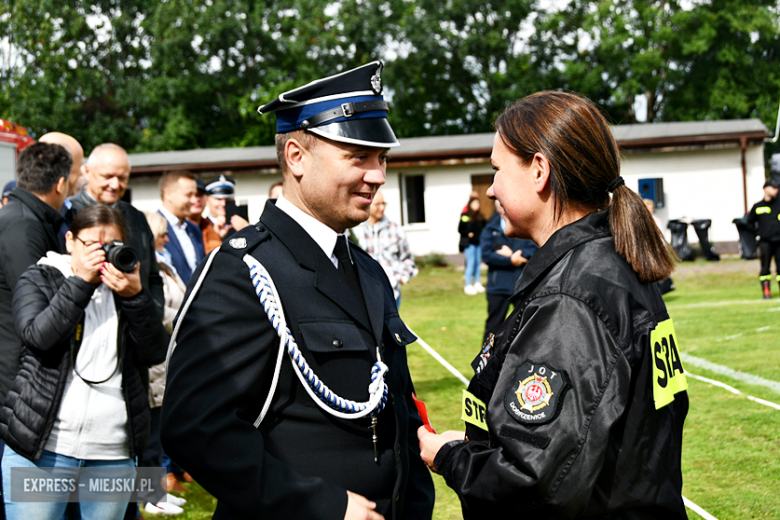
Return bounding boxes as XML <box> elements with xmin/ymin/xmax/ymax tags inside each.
<box><xmin>412</xmin><ymin>392</ymin><xmax>436</xmax><ymax>433</ymax></box>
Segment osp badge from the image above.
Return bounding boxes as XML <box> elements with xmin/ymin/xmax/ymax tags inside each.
<box><xmin>504</xmin><ymin>361</ymin><xmax>569</xmax><ymax>425</ymax></box>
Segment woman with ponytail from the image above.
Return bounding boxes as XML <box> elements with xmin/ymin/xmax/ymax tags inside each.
<box><xmin>418</xmin><ymin>91</ymin><xmax>688</xmax><ymax>519</ymax></box>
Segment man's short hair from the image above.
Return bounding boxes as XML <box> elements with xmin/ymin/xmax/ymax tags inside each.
<box><xmin>16</xmin><ymin>142</ymin><xmax>72</xmax><ymax>195</ymax></box>
<box><xmin>87</xmin><ymin>143</ymin><xmax>130</xmax><ymax>167</ymax></box>
<box><xmin>159</xmin><ymin>170</ymin><xmax>196</xmax><ymax>199</ymax></box>
<box><xmin>275</xmin><ymin>130</ymin><xmax>318</xmax><ymax>173</ymax></box>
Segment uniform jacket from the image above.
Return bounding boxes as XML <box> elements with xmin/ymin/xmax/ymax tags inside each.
<box><xmin>747</xmin><ymin>196</ymin><xmax>780</xmax><ymax>242</ymax></box>
<box><xmin>159</xmin><ymin>210</ymin><xmax>206</xmax><ymax>284</ymax></box>
<box><xmin>480</xmin><ymin>214</ymin><xmax>538</xmax><ymax>296</ymax></box>
<box><xmin>68</xmin><ymin>188</ymin><xmax>165</xmax><ymax>315</ymax></box>
<box><xmin>435</xmin><ymin>210</ymin><xmax>689</xmax><ymax>520</ymax></box>
<box><xmin>0</xmin><ymin>188</ymin><xmax>64</xmax><ymax>404</ymax></box>
<box><xmin>161</xmin><ymin>200</ymin><xmax>435</xmax><ymax>520</ymax></box>
<box><xmin>0</xmin><ymin>262</ymin><xmax>168</xmax><ymax>461</ymax></box>
<box><xmin>353</xmin><ymin>216</ymin><xmax>418</xmax><ymax>301</ymax></box>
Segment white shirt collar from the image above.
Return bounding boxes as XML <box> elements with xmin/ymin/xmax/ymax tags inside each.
<box><xmin>275</xmin><ymin>194</ymin><xmax>348</xmax><ymax>265</ymax></box>
<box><xmin>159</xmin><ymin>206</ymin><xmax>185</xmax><ymax>228</ymax></box>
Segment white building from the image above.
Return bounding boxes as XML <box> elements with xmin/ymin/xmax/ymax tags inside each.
<box><xmin>127</xmin><ymin>119</ymin><xmax>768</xmax><ymax>257</ymax></box>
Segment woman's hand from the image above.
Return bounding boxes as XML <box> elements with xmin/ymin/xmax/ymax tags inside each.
<box><xmin>100</xmin><ymin>261</ymin><xmax>142</xmax><ymax>298</ymax></box>
<box><xmin>417</xmin><ymin>427</ymin><xmax>466</xmax><ymax>473</ymax></box>
<box><xmin>74</xmin><ymin>242</ymin><xmax>106</xmax><ymax>285</ymax></box>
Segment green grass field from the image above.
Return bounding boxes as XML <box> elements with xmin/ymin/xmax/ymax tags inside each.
<box><xmin>151</xmin><ymin>258</ymin><xmax>780</xmax><ymax>519</ymax></box>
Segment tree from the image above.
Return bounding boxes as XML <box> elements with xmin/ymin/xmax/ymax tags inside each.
<box><xmin>384</xmin><ymin>0</ymin><xmax>542</xmax><ymax>137</ymax></box>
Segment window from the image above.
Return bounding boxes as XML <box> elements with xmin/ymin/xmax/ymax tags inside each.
<box><xmin>401</xmin><ymin>174</ymin><xmax>426</xmax><ymax>224</ymax></box>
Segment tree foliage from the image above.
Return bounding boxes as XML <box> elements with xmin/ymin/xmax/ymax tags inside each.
<box><xmin>0</xmin><ymin>0</ymin><xmax>779</xmax><ymax>153</ymax></box>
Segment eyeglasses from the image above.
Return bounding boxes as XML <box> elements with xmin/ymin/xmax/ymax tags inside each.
<box><xmin>75</xmin><ymin>236</ymin><xmax>100</xmax><ymax>248</ymax></box>
<box><xmin>374</xmin><ymin>202</ymin><xmax>388</xmax><ymax>208</ymax></box>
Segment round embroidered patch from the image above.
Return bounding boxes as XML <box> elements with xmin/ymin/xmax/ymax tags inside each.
<box><xmin>504</xmin><ymin>361</ymin><xmax>569</xmax><ymax>425</ymax></box>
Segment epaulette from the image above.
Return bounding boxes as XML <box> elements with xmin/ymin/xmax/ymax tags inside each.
<box><xmin>219</xmin><ymin>223</ymin><xmax>271</xmax><ymax>258</ymax></box>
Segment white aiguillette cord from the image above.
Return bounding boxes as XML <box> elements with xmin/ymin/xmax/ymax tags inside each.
<box><xmin>165</xmin><ymin>246</ymin><xmax>389</xmax><ymax>429</ymax></box>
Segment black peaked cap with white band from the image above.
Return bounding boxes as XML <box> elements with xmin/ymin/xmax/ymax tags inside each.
<box><xmin>257</xmin><ymin>61</ymin><xmax>399</xmax><ymax>148</ymax></box>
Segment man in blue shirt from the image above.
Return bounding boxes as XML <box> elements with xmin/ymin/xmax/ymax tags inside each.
<box><xmin>480</xmin><ymin>200</ymin><xmax>538</xmax><ymax>343</ymax></box>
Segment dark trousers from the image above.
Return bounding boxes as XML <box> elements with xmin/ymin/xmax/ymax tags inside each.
<box><xmin>483</xmin><ymin>293</ymin><xmax>512</xmax><ymax>344</ymax></box>
<box><xmin>759</xmin><ymin>240</ymin><xmax>780</xmax><ymax>278</ymax></box>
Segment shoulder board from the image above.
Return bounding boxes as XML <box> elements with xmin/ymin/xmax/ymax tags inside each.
<box><xmin>461</xmin><ymin>215</ymin><xmax>470</xmax><ymax>222</ymax></box>
<box><xmin>219</xmin><ymin>223</ymin><xmax>271</xmax><ymax>258</ymax></box>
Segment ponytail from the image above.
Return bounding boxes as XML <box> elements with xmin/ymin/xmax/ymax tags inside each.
<box><xmin>609</xmin><ymin>184</ymin><xmax>675</xmax><ymax>283</ymax></box>
<box><xmin>496</xmin><ymin>91</ymin><xmax>676</xmax><ymax>284</ymax></box>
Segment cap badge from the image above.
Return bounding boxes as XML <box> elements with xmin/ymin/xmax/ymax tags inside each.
<box><xmin>229</xmin><ymin>237</ymin><xmax>247</xmax><ymax>250</ymax></box>
<box><xmin>370</xmin><ymin>71</ymin><xmax>382</xmax><ymax>95</ymax></box>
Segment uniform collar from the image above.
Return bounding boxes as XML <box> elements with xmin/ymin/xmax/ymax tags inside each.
<box><xmin>512</xmin><ymin>209</ymin><xmax>612</xmax><ymax>299</ymax></box>
<box><xmin>275</xmin><ymin>193</ymin><xmax>340</xmax><ymax>260</ymax></box>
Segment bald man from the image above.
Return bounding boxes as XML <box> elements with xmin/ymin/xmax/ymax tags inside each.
<box><xmin>67</xmin><ymin>143</ymin><xmax>165</xmax><ymax>317</ymax></box>
<box><xmin>39</xmin><ymin>132</ymin><xmax>85</xmax><ymax>197</ymax></box>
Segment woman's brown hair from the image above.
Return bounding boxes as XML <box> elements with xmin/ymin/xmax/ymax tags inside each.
<box><xmin>69</xmin><ymin>204</ymin><xmax>128</xmax><ymax>242</ymax></box>
<box><xmin>494</xmin><ymin>91</ymin><xmax>674</xmax><ymax>283</ymax></box>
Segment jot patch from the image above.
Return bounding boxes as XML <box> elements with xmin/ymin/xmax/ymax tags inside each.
<box><xmin>504</xmin><ymin>361</ymin><xmax>569</xmax><ymax>425</ymax></box>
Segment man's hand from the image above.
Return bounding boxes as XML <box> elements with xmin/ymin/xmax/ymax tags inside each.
<box><xmin>417</xmin><ymin>427</ymin><xmax>466</xmax><ymax>473</ymax></box>
<box><xmin>344</xmin><ymin>491</ymin><xmax>384</xmax><ymax>520</ymax></box>
<box><xmin>213</xmin><ymin>215</ymin><xmax>231</xmax><ymax>238</ymax></box>
<box><xmin>510</xmin><ymin>250</ymin><xmax>528</xmax><ymax>267</ymax></box>
<box><xmin>496</xmin><ymin>245</ymin><xmax>513</xmax><ymax>257</ymax></box>
<box><xmin>230</xmin><ymin>215</ymin><xmax>250</xmax><ymax>231</ymax></box>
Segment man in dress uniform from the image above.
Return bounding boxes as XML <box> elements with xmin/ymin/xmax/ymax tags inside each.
<box><xmin>161</xmin><ymin>61</ymin><xmax>435</xmax><ymax>520</ymax></box>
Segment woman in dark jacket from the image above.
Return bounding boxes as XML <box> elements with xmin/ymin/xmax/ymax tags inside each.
<box><xmin>419</xmin><ymin>92</ymin><xmax>688</xmax><ymax>519</ymax></box>
<box><xmin>0</xmin><ymin>204</ymin><xmax>168</xmax><ymax>520</ymax></box>
<box><xmin>459</xmin><ymin>197</ymin><xmax>487</xmax><ymax>295</ymax></box>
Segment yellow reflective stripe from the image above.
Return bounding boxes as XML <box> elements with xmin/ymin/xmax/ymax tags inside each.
<box><xmin>651</xmin><ymin>319</ymin><xmax>688</xmax><ymax>410</ymax></box>
<box><xmin>461</xmin><ymin>389</ymin><xmax>488</xmax><ymax>430</ymax></box>
<box><xmin>756</xmin><ymin>206</ymin><xmax>772</xmax><ymax>214</ymax></box>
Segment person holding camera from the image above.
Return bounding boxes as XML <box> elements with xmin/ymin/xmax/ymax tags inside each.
<box><xmin>418</xmin><ymin>92</ymin><xmax>688</xmax><ymax>519</ymax></box>
<box><xmin>0</xmin><ymin>204</ymin><xmax>169</xmax><ymax>520</ymax></box>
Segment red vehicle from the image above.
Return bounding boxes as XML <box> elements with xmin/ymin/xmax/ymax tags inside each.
<box><xmin>0</xmin><ymin>120</ymin><xmax>36</xmax><ymax>190</ymax></box>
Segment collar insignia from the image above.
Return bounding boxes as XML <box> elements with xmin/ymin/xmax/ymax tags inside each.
<box><xmin>504</xmin><ymin>361</ymin><xmax>569</xmax><ymax>425</ymax></box>
<box><xmin>229</xmin><ymin>237</ymin><xmax>247</xmax><ymax>249</ymax></box>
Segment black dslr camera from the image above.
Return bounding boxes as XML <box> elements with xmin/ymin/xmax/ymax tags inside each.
<box><xmin>102</xmin><ymin>241</ymin><xmax>139</xmax><ymax>273</ymax></box>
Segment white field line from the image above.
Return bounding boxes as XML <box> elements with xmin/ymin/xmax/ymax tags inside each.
<box><xmin>667</xmin><ymin>300</ymin><xmax>773</xmax><ymax>310</ymax></box>
<box><xmin>407</xmin><ymin>328</ymin><xmax>470</xmax><ymax>386</ymax></box>
<box><xmin>681</xmin><ymin>353</ymin><xmax>780</xmax><ymax>395</ymax></box>
<box><xmin>410</xmin><ymin>331</ymin><xmax>722</xmax><ymax>520</ymax></box>
<box><xmin>683</xmin><ymin>496</ymin><xmax>719</xmax><ymax>520</ymax></box>
<box><xmin>686</xmin><ymin>372</ymin><xmax>780</xmax><ymax>410</ymax></box>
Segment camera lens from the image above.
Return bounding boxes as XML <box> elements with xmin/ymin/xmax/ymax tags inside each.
<box><xmin>104</xmin><ymin>241</ymin><xmax>139</xmax><ymax>273</ymax></box>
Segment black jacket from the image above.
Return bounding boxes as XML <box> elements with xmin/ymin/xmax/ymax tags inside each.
<box><xmin>435</xmin><ymin>210</ymin><xmax>689</xmax><ymax>520</ymax></box>
<box><xmin>162</xmin><ymin>201</ymin><xmax>434</xmax><ymax>520</ymax></box>
<box><xmin>0</xmin><ymin>264</ymin><xmax>169</xmax><ymax>461</ymax></box>
<box><xmin>747</xmin><ymin>196</ymin><xmax>780</xmax><ymax>242</ymax></box>
<box><xmin>480</xmin><ymin>214</ymin><xmax>538</xmax><ymax>296</ymax></box>
<box><xmin>459</xmin><ymin>213</ymin><xmax>486</xmax><ymax>250</ymax></box>
<box><xmin>67</xmin><ymin>188</ymin><xmax>165</xmax><ymax>316</ymax></box>
<box><xmin>0</xmin><ymin>188</ymin><xmax>64</xmax><ymax>404</ymax></box>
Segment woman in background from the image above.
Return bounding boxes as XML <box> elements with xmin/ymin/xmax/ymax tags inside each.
<box><xmin>459</xmin><ymin>197</ymin><xmax>486</xmax><ymax>295</ymax></box>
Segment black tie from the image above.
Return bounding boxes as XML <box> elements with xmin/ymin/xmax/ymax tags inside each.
<box><xmin>334</xmin><ymin>235</ymin><xmax>365</xmax><ymax>303</ymax></box>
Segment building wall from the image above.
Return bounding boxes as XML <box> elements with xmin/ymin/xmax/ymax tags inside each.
<box><xmin>621</xmin><ymin>145</ymin><xmax>764</xmax><ymax>244</ymax></box>
<box><xmin>125</xmin><ymin>143</ymin><xmax>764</xmax><ymax>257</ymax></box>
